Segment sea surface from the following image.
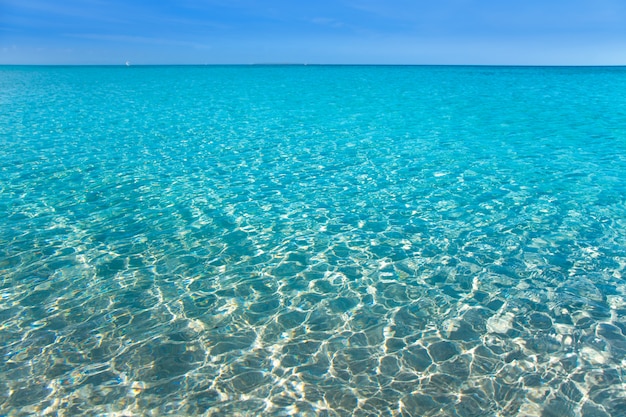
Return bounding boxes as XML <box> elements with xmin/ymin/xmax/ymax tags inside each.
<box><xmin>1</xmin><ymin>65</ymin><xmax>626</xmax><ymax>416</ymax></box>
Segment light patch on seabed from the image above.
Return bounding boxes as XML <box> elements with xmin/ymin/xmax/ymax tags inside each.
<box><xmin>487</xmin><ymin>311</ymin><xmax>515</xmax><ymax>334</ymax></box>
<box><xmin>580</xmin><ymin>346</ymin><xmax>610</xmax><ymax>365</ymax></box>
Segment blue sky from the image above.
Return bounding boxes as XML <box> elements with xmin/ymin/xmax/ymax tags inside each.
<box><xmin>1</xmin><ymin>0</ymin><xmax>626</xmax><ymax>65</ymax></box>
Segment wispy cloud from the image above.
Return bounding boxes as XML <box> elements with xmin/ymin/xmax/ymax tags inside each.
<box><xmin>1</xmin><ymin>0</ymin><xmax>130</xmax><ymax>23</ymax></box>
<box><xmin>64</xmin><ymin>33</ymin><xmax>211</xmax><ymax>50</ymax></box>
<box><xmin>311</xmin><ymin>17</ymin><xmax>345</xmax><ymax>29</ymax></box>
<box><xmin>344</xmin><ymin>0</ymin><xmax>421</xmax><ymax>22</ymax></box>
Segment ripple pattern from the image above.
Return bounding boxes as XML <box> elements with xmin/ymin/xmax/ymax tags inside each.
<box><xmin>1</xmin><ymin>65</ymin><xmax>626</xmax><ymax>416</ymax></box>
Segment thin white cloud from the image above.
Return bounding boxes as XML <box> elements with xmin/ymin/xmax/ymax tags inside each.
<box><xmin>64</xmin><ymin>33</ymin><xmax>211</xmax><ymax>50</ymax></box>
<box><xmin>344</xmin><ymin>0</ymin><xmax>421</xmax><ymax>21</ymax></box>
<box><xmin>311</xmin><ymin>18</ymin><xmax>345</xmax><ymax>29</ymax></box>
<box><xmin>1</xmin><ymin>0</ymin><xmax>132</xmax><ymax>25</ymax></box>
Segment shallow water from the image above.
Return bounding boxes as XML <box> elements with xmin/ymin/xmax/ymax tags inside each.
<box><xmin>1</xmin><ymin>65</ymin><xmax>626</xmax><ymax>416</ymax></box>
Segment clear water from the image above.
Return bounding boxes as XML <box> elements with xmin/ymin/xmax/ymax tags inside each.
<box><xmin>1</xmin><ymin>65</ymin><xmax>626</xmax><ymax>416</ymax></box>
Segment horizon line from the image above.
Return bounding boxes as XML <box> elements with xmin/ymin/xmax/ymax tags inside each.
<box><xmin>1</xmin><ymin>63</ymin><xmax>626</xmax><ymax>68</ymax></box>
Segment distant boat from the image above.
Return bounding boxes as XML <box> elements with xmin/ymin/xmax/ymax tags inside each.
<box><xmin>125</xmin><ymin>60</ymin><xmax>131</xmax><ymax>67</ymax></box>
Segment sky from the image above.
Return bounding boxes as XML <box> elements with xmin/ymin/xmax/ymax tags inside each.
<box><xmin>1</xmin><ymin>0</ymin><xmax>626</xmax><ymax>65</ymax></box>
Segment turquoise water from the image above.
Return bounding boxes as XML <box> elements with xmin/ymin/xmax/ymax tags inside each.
<box><xmin>1</xmin><ymin>65</ymin><xmax>626</xmax><ymax>416</ymax></box>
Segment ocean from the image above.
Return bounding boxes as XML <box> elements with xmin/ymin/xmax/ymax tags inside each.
<box><xmin>1</xmin><ymin>65</ymin><xmax>626</xmax><ymax>416</ymax></box>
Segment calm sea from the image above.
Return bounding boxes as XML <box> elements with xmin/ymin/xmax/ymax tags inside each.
<box><xmin>1</xmin><ymin>65</ymin><xmax>626</xmax><ymax>416</ymax></box>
